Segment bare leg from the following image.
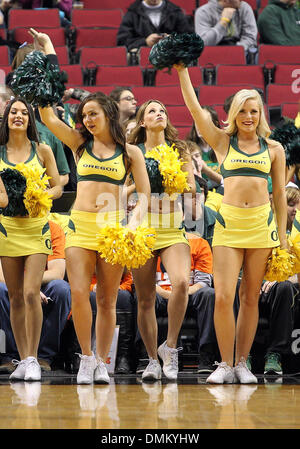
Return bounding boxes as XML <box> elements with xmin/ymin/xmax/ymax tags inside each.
<box><xmin>213</xmin><ymin>246</ymin><xmax>244</xmax><ymax>367</ymax></box>
<box><xmin>1</xmin><ymin>256</ymin><xmax>26</xmax><ymax>359</ymax></box>
<box><xmin>66</xmin><ymin>247</ymin><xmax>96</xmax><ymax>356</ymax></box>
<box><xmin>95</xmin><ymin>255</ymin><xmax>124</xmax><ymax>360</ymax></box>
<box><xmin>132</xmin><ymin>255</ymin><xmax>158</xmax><ymax>359</ymax></box>
<box><xmin>23</xmin><ymin>254</ymin><xmax>47</xmax><ymax>357</ymax></box>
<box><xmin>235</xmin><ymin>248</ymin><xmax>271</xmax><ymax>364</ymax></box>
<box><xmin>160</xmin><ymin>243</ymin><xmax>191</xmax><ymax>348</ymax></box>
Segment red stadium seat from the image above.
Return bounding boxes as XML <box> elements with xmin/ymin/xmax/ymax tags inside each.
<box><xmin>80</xmin><ymin>47</ymin><xmax>128</xmax><ymax>66</ymax></box>
<box><xmin>274</xmin><ymin>64</ymin><xmax>300</xmax><ymax>85</ymax></box>
<box><xmin>177</xmin><ymin>126</ymin><xmax>191</xmax><ymax>139</ymax></box>
<box><xmin>95</xmin><ymin>66</ymin><xmax>143</xmax><ymax>86</ymax></box>
<box><xmin>167</xmin><ymin>106</ymin><xmax>193</xmax><ymax>127</ymax></box>
<box><xmin>12</xmin><ymin>27</ymin><xmax>66</xmax><ymax>46</ymax></box>
<box><xmin>258</xmin><ymin>45</ymin><xmax>300</xmax><ymax>65</ymax></box>
<box><xmin>216</xmin><ymin>65</ymin><xmax>265</xmax><ymax>90</ymax></box>
<box><xmin>75</xmin><ymin>28</ymin><xmax>117</xmax><ymax>50</ymax></box>
<box><xmin>0</xmin><ymin>46</ymin><xmax>10</xmax><ymax>66</ymax></box>
<box><xmin>83</xmin><ymin>0</ymin><xmax>132</xmax><ymax>12</ymax></box>
<box><xmin>8</xmin><ymin>8</ymin><xmax>60</xmax><ymax>29</ymax></box>
<box><xmin>155</xmin><ymin>66</ymin><xmax>203</xmax><ymax>86</ymax></box>
<box><xmin>132</xmin><ymin>86</ymin><xmax>185</xmax><ymax>106</ymax></box>
<box><xmin>267</xmin><ymin>84</ymin><xmax>300</xmax><ymax>107</ymax></box>
<box><xmin>61</xmin><ymin>65</ymin><xmax>83</xmax><ymax>86</ymax></box>
<box><xmin>55</xmin><ymin>46</ymin><xmax>70</xmax><ymax>64</ymax></box>
<box><xmin>170</xmin><ymin>0</ymin><xmax>197</xmax><ymax>16</ymax></box>
<box><xmin>65</xmin><ymin>85</ymin><xmax>114</xmax><ymax>95</ymax></box>
<box><xmin>199</xmin><ymin>46</ymin><xmax>246</xmax><ymax>66</ymax></box>
<box><xmin>139</xmin><ymin>47</ymin><xmax>152</xmax><ymax>68</ymax></box>
<box><xmin>71</xmin><ymin>9</ymin><xmax>123</xmax><ymax>28</ymax></box>
<box><xmin>198</xmin><ymin>85</ymin><xmax>253</xmax><ymax>106</ymax></box>
<box><xmin>281</xmin><ymin>103</ymin><xmax>299</xmax><ymax>120</ymax></box>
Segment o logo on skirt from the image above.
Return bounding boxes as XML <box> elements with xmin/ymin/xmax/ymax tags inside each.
<box><xmin>45</xmin><ymin>239</ymin><xmax>52</xmax><ymax>250</ymax></box>
<box><xmin>271</xmin><ymin>230</ymin><xmax>278</xmax><ymax>242</ymax></box>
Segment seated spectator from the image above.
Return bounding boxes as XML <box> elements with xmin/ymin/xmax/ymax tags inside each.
<box><xmin>117</xmin><ymin>0</ymin><xmax>192</xmax><ymax>52</ymax></box>
<box><xmin>0</xmin><ymin>220</ymin><xmax>71</xmax><ymax>373</ymax></box>
<box><xmin>257</xmin><ymin>0</ymin><xmax>300</xmax><ymax>45</ymax></box>
<box><xmin>194</xmin><ymin>0</ymin><xmax>257</xmax><ymax>54</ymax></box>
<box><xmin>109</xmin><ymin>87</ymin><xmax>137</xmax><ymax>126</ymax></box>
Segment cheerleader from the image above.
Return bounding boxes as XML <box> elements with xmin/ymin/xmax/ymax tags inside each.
<box><xmin>29</xmin><ymin>29</ymin><xmax>150</xmax><ymax>385</ymax></box>
<box><xmin>174</xmin><ymin>64</ymin><xmax>287</xmax><ymax>384</ymax></box>
<box><xmin>128</xmin><ymin>99</ymin><xmax>196</xmax><ymax>381</ymax></box>
<box><xmin>0</xmin><ymin>97</ymin><xmax>62</xmax><ymax>381</ymax></box>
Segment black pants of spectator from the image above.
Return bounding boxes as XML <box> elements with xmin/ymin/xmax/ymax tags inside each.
<box><xmin>254</xmin><ymin>280</ymin><xmax>297</xmax><ymax>355</ymax></box>
<box><xmin>0</xmin><ymin>280</ymin><xmax>71</xmax><ymax>364</ymax></box>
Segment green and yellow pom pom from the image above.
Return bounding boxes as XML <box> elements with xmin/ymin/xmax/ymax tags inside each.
<box><xmin>264</xmin><ymin>246</ymin><xmax>296</xmax><ymax>282</ymax></box>
<box><xmin>145</xmin><ymin>143</ymin><xmax>189</xmax><ymax>196</ymax></box>
<box><xmin>97</xmin><ymin>225</ymin><xmax>156</xmax><ymax>269</ymax></box>
<box><xmin>15</xmin><ymin>163</ymin><xmax>52</xmax><ymax>218</ymax></box>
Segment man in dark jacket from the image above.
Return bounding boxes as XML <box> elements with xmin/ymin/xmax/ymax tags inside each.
<box><xmin>257</xmin><ymin>0</ymin><xmax>300</xmax><ymax>45</ymax></box>
<box><xmin>117</xmin><ymin>0</ymin><xmax>193</xmax><ymax>51</ymax></box>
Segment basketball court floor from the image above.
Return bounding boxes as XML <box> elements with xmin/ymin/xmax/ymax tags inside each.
<box><xmin>0</xmin><ymin>371</ymin><xmax>299</xmax><ymax>434</ymax></box>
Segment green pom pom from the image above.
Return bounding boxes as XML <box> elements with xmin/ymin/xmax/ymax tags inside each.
<box><xmin>149</xmin><ymin>32</ymin><xmax>204</xmax><ymax>70</ymax></box>
<box><xmin>10</xmin><ymin>51</ymin><xmax>67</xmax><ymax>107</ymax></box>
<box><xmin>270</xmin><ymin>122</ymin><xmax>300</xmax><ymax>167</ymax></box>
<box><xmin>0</xmin><ymin>168</ymin><xmax>27</xmax><ymax>216</ymax></box>
<box><xmin>145</xmin><ymin>158</ymin><xmax>164</xmax><ymax>194</ymax></box>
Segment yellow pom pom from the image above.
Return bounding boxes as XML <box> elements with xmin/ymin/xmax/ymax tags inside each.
<box><xmin>288</xmin><ymin>234</ymin><xmax>300</xmax><ymax>275</ymax></box>
<box><xmin>97</xmin><ymin>225</ymin><xmax>156</xmax><ymax>269</ymax></box>
<box><xmin>264</xmin><ymin>246</ymin><xmax>296</xmax><ymax>282</ymax></box>
<box><xmin>145</xmin><ymin>143</ymin><xmax>189</xmax><ymax>196</ymax></box>
<box><xmin>15</xmin><ymin>163</ymin><xmax>52</xmax><ymax>217</ymax></box>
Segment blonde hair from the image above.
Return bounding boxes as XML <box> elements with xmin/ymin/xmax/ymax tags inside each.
<box><xmin>224</xmin><ymin>89</ymin><xmax>271</xmax><ymax>138</ymax></box>
<box><xmin>286</xmin><ymin>186</ymin><xmax>300</xmax><ymax>205</ymax></box>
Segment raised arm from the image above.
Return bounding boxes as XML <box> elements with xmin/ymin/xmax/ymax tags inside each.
<box><xmin>28</xmin><ymin>28</ymin><xmax>83</xmax><ymax>152</ymax></box>
<box><xmin>174</xmin><ymin>64</ymin><xmax>228</xmax><ymax>156</ymax></box>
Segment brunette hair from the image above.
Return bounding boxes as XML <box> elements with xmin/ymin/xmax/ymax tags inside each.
<box><xmin>0</xmin><ymin>96</ymin><xmax>39</xmax><ymax>144</ymax></box>
<box><xmin>75</xmin><ymin>91</ymin><xmax>130</xmax><ymax>169</ymax></box>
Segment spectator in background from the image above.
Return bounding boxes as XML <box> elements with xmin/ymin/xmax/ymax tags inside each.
<box><xmin>109</xmin><ymin>87</ymin><xmax>137</xmax><ymax>126</ymax></box>
<box><xmin>0</xmin><ymin>86</ymin><xmax>13</xmax><ymax>121</ymax></box>
<box><xmin>257</xmin><ymin>0</ymin><xmax>300</xmax><ymax>45</ymax></box>
<box><xmin>117</xmin><ymin>0</ymin><xmax>192</xmax><ymax>52</ymax></box>
<box><xmin>194</xmin><ymin>0</ymin><xmax>257</xmax><ymax>54</ymax></box>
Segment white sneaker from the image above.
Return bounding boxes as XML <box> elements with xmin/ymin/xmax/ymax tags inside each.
<box><xmin>142</xmin><ymin>358</ymin><xmax>162</xmax><ymax>381</ymax></box>
<box><xmin>234</xmin><ymin>357</ymin><xmax>258</xmax><ymax>384</ymax></box>
<box><xmin>157</xmin><ymin>341</ymin><xmax>182</xmax><ymax>380</ymax></box>
<box><xmin>94</xmin><ymin>359</ymin><xmax>110</xmax><ymax>384</ymax></box>
<box><xmin>77</xmin><ymin>353</ymin><xmax>97</xmax><ymax>385</ymax></box>
<box><xmin>206</xmin><ymin>362</ymin><xmax>236</xmax><ymax>384</ymax></box>
<box><xmin>24</xmin><ymin>357</ymin><xmax>41</xmax><ymax>381</ymax></box>
<box><xmin>9</xmin><ymin>359</ymin><xmax>28</xmax><ymax>381</ymax></box>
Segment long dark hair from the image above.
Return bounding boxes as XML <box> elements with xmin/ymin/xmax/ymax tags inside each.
<box><xmin>76</xmin><ymin>91</ymin><xmax>130</xmax><ymax>169</ymax></box>
<box><xmin>0</xmin><ymin>96</ymin><xmax>39</xmax><ymax>145</ymax></box>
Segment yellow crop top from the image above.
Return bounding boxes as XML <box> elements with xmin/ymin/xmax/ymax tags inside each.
<box><xmin>220</xmin><ymin>135</ymin><xmax>271</xmax><ymax>180</ymax></box>
<box><xmin>0</xmin><ymin>141</ymin><xmax>44</xmax><ymax>175</ymax></box>
<box><xmin>77</xmin><ymin>140</ymin><xmax>127</xmax><ymax>184</ymax></box>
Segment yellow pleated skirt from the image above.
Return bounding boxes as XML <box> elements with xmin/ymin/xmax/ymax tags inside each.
<box><xmin>142</xmin><ymin>211</ymin><xmax>189</xmax><ymax>251</ymax></box>
<box><xmin>0</xmin><ymin>215</ymin><xmax>52</xmax><ymax>257</ymax></box>
<box><xmin>65</xmin><ymin>209</ymin><xmax>125</xmax><ymax>251</ymax></box>
<box><xmin>212</xmin><ymin>202</ymin><xmax>279</xmax><ymax>248</ymax></box>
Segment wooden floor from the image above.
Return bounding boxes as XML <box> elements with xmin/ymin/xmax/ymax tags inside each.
<box><xmin>0</xmin><ymin>373</ymin><xmax>300</xmax><ymax>432</ymax></box>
